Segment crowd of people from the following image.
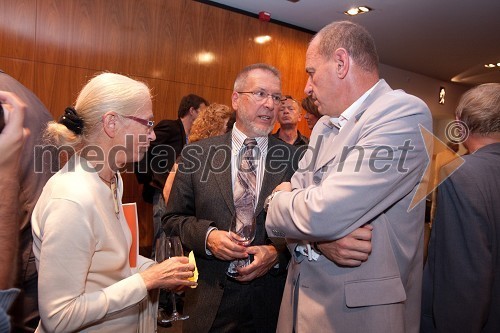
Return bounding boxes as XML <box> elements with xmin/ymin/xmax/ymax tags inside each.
<box><xmin>1</xmin><ymin>19</ymin><xmax>499</xmax><ymax>333</ymax></box>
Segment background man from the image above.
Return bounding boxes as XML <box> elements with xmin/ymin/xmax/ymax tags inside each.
<box><xmin>273</xmin><ymin>95</ymin><xmax>308</xmax><ymax>146</ymax></box>
<box><xmin>0</xmin><ymin>90</ymin><xmax>28</xmax><ymax>333</ymax></box>
<box><xmin>266</xmin><ymin>21</ymin><xmax>432</xmax><ymax>333</ymax></box>
<box><xmin>0</xmin><ymin>70</ymin><xmax>57</xmax><ymax>332</ymax></box>
<box><xmin>421</xmin><ymin>83</ymin><xmax>500</xmax><ymax>332</ymax></box>
<box><xmin>163</xmin><ymin>63</ymin><xmax>300</xmax><ymax>333</ymax></box>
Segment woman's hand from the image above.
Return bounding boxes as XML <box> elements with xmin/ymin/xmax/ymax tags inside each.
<box><xmin>140</xmin><ymin>256</ymin><xmax>196</xmax><ymax>291</ymax></box>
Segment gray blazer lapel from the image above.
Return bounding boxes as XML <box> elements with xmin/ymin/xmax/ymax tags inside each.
<box><xmin>211</xmin><ymin>133</ymin><xmax>235</xmax><ymax>217</ymax></box>
<box><xmin>313</xmin><ymin>80</ymin><xmax>393</xmax><ymax>172</ymax></box>
<box><xmin>312</xmin><ymin>118</ymin><xmax>340</xmax><ymax>173</ymax></box>
<box><xmin>255</xmin><ymin>137</ymin><xmax>290</xmax><ymax>215</ymax></box>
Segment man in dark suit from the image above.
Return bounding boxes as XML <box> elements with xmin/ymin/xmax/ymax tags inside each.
<box><xmin>0</xmin><ymin>70</ymin><xmax>58</xmax><ymax>332</ymax></box>
<box><xmin>163</xmin><ymin>63</ymin><xmax>300</xmax><ymax>333</ymax></box>
<box><xmin>136</xmin><ymin>94</ymin><xmax>208</xmax><ymax>248</ymax></box>
<box><xmin>421</xmin><ymin>83</ymin><xmax>500</xmax><ymax>333</ymax></box>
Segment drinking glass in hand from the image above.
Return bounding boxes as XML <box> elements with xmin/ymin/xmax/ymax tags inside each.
<box><xmin>226</xmin><ymin>214</ymin><xmax>256</xmax><ymax>278</ymax></box>
<box><xmin>155</xmin><ymin>234</ymin><xmax>189</xmax><ymax>323</ymax></box>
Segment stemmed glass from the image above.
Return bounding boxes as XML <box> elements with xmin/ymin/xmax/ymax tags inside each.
<box><xmin>155</xmin><ymin>234</ymin><xmax>189</xmax><ymax>323</ymax></box>
<box><xmin>226</xmin><ymin>213</ymin><xmax>256</xmax><ymax>278</ymax></box>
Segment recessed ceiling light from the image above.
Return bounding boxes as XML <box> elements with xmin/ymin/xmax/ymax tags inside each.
<box><xmin>484</xmin><ymin>63</ymin><xmax>496</xmax><ymax>68</ymax></box>
<box><xmin>254</xmin><ymin>35</ymin><xmax>272</xmax><ymax>44</ymax></box>
<box><xmin>345</xmin><ymin>6</ymin><xmax>372</xmax><ymax>16</ymax></box>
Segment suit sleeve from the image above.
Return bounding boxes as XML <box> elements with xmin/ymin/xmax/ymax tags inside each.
<box><xmin>428</xmin><ymin>168</ymin><xmax>493</xmax><ymax>332</ymax></box>
<box><xmin>150</xmin><ymin>121</ymin><xmax>183</xmax><ymax>188</ymax></box>
<box><xmin>267</xmin><ymin>93</ymin><xmax>431</xmax><ymax>241</ymax></box>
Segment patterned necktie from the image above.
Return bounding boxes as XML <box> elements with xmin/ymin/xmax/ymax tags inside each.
<box><xmin>233</xmin><ymin>138</ymin><xmax>257</xmax><ymax>229</ymax></box>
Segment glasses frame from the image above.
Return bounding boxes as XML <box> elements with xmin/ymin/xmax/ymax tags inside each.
<box><xmin>124</xmin><ymin>115</ymin><xmax>155</xmax><ymax>130</ymax></box>
<box><xmin>237</xmin><ymin>91</ymin><xmax>284</xmax><ymax>106</ymax></box>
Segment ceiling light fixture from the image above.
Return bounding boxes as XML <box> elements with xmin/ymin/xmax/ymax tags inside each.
<box><xmin>345</xmin><ymin>6</ymin><xmax>373</xmax><ymax>16</ymax></box>
<box><xmin>484</xmin><ymin>63</ymin><xmax>497</xmax><ymax>68</ymax></box>
<box><xmin>254</xmin><ymin>35</ymin><xmax>272</xmax><ymax>44</ymax></box>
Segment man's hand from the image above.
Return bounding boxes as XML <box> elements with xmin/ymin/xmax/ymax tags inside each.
<box><xmin>274</xmin><ymin>182</ymin><xmax>292</xmax><ymax>192</ymax></box>
<box><xmin>0</xmin><ymin>91</ymin><xmax>28</xmax><ymax>172</ymax></box>
<box><xmin>317</xmin><ymin>224</ymin><xmax>373</xmax><ymax>267</ymax></box>
<box><xmin>206</xmin><ymin>230</ymin><xmax>248</xmax><ymax>261</ymax></box>
<box><xmin>235</xmin><ymin>245</ymin><xmax>278</xmax><ymax>282</ymax></box>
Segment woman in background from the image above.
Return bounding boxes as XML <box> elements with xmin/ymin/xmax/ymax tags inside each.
<box><xmin>301</xmin><ymin>95</ymin><xmax>322</xmax><ymax>130</ymax></box>
<box><xmin>32</xmin><ymin>73</ymin><xmax>196</xmax><ymax>333</ymax></box>
<box><xmin>163</xmin><ymin>103</ymin><xmax>233</xmax><ymax>202</ymax></box>
<box><xmin>188</xmin><ymin>103</ymin><xmax>234</xmax><ymax>143</ymax></box>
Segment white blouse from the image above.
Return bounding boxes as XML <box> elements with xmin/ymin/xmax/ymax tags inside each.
<box><xmin>32</xmin><ymin>155</ymin><xmax>156</xmax><ymax>333</ymax></box>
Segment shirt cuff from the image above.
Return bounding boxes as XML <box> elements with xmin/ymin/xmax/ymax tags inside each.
<box><xmin>0</xmin><ymin>288</ymin><xmax>20</xmax><ymax>312</ymax></box>
<box><xmin>205</xmin><ymin>227</ymin><xmax>218</xmax><ymax>256</ymax></box>
<box><xmin>295</xmin><ymin>243</ymin><xmax>321</xmax><ymax>261</ymax></box>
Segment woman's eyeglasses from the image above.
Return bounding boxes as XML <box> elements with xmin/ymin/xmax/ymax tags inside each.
<box><xmin>124</xmin><ymin>116</ymin><xmax>155</xmax><ymax>130</ymax></box>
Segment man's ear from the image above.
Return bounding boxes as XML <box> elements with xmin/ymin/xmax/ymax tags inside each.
<box><xmin>231</xmin><ymin>91</ymin><xmax>239</xmax><ymax>111</ymax></box>
<box><xmin>102</xmin><ymin>111</ymin><xmax>117</xmax><ymax>138</ymax></box>
<box><xmin>334</xmin><ymin>48</ymin><xmax>349</xmax><ymax>79</ymax></box>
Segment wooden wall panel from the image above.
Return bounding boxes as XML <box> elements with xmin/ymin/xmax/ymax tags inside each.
<box><xmin>0</xmin><ymin>57</ymin><xmax>35</xmax><ymax>90</ymax></box>
<box><xmin>33</xmin><ymin>63</ymin><xmax>97</xmax><ymax>117</ymax></box>
<box><xmin>1</xmin><ymin>0</ymin><xmax>314</xmax><ymax>250</ymax></box>
<box><xmin>0</xmin><ymin>0</ymin><xmax>36</xmax><ymax>60</ymax></box>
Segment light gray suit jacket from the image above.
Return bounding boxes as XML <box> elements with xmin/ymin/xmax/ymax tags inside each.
<box><xmin>266</xmin><ymin>80</ymin><xmax>432</xmax><ymax>333</ymax></box>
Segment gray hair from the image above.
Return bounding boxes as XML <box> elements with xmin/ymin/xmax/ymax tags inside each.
<box><xmin>456</xmin><ymin>83</ymin><xmax>500</xmax><ymax>135</ymax></box>
<box><xmin>233</xmin><ymin>63</ymin><xmax>281</xmax><ymax>91</ymax></box>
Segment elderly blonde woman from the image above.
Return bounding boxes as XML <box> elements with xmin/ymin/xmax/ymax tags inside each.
<box><xmin>163</xmin><ymin>103</ymin><xmax>233</xmax><ymax>201</ymax></box>
<box><xmin>32</xmin><ymin>73</ymin><xmax>196</xmax><ymax>333</ymax></box>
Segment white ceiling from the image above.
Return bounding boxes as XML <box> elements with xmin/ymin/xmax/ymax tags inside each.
<box><xmin>205</xmin><ymin>0</ymin><xmax>500</xmax><ymax>86</ymax></box>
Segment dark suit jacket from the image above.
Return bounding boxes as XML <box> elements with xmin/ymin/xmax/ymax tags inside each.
<box><xmin>421</xmin><ymin>143</ymin><xmax>500</xmax><ymax>333</ymax></box>
<box><xmin>163</xmin><ymin>133</ymin><xmax>300</xmax><ymax>333</ymax></box>
<box><xmin>135</xmin><ymin>118</ymin><xmax>186</xmax><ymax>202</ymax></box>
<box><xmin>0</xmin><ymin>70</ymin><xmax>57</xmax><ymax>328</ymax></box>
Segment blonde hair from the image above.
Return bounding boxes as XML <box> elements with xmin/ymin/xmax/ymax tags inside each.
<box><xmin>188</xmin><ymin>103</ymin><xmax>233</xmax><ymax>143</ymax></box>
<box><xmin>45</xmin><ymin>72</ymin><xmax>151</xmax><ymax>149</ymax></box>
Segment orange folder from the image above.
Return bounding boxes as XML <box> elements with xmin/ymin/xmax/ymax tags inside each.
<box><xmin>122</xmin><ymin>202</ymin><xmax>139</xmax><ymax>268</ymax></box>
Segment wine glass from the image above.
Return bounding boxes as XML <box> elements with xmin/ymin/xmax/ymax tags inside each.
<box><xmin>226</xmin><ymin>213</ymin><xmax>256</xmax><ymax>278</ymax></box>
<box><xmin>155</xmin><ymin>234</ymin><xmax>189</xmax><ymax>323</ymax></box>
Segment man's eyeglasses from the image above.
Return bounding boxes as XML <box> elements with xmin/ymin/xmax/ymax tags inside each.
<box><xmin>124</xmin><ymin>116</ymin><xmax>155</xmax><ymax>130</ymax></box>
<box><xmin>237</xmin><ymin>91</ymin><xmax>284</xmax><ymax>105</ymax></box>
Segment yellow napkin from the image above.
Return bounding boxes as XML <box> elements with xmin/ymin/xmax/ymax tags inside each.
<box><xmin>188</xmin><ymin>251</ymin><xmax>198</xmax><ymax>287</ymax></box>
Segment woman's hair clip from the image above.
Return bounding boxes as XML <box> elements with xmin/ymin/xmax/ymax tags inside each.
<box><xmin>59</xmin><ymin>106</ymin><xmax>84</xmax><ymax>134</ymax></box>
